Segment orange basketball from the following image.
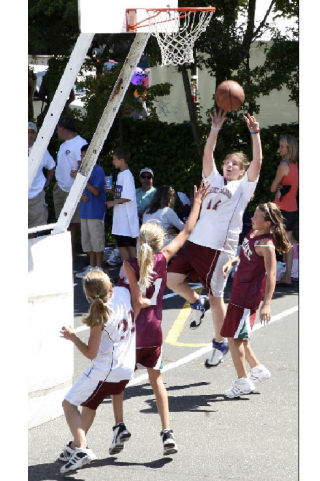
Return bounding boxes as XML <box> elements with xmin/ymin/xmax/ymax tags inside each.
<box><xmin>215</xmin><ymin>80</ymin><xmax>245</xmax><ymax>112</ymax></box>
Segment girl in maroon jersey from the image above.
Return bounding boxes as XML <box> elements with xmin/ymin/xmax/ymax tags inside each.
<box><xmin>119</xmin><ymin>181</ymin><xmax>210</xmax><ymax>455</ymax></box>
<box><xmin>220</xmin><ymin>202</ymin><xmax>291</xmax><ymax>398</ymax></box>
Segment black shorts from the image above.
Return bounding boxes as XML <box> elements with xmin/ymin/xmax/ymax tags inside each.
<box><xmin>114</xmin><ymin>234</ymin><xmax>137</xmax><ymax>248</ymax></box>
<box><xmin>281</xmin><ymin>210</ymin><xmax>298</xmax><ymax>231</ymax></box>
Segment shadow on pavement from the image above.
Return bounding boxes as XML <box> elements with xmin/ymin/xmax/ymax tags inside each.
<box><xmin>28</xmin><ymin>456</ymin><xmax>173</xmax><ymax>480</ymax></box>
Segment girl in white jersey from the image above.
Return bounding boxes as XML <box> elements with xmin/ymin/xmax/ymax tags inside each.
<box><xmin>120</xmin><ymin>181</ymin><xmax>210</xmax><ymax>455</ymax></box>
<box><xmin>167</xmin><ymin>109</ymin><xmax>263</xmax><ymax>368</ymax></box>
<box><xmin>58</xmin><ymin>269</ymin><xmax>135</xmax><ymax>474</ymax></box>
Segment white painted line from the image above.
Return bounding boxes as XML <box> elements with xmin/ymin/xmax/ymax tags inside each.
<box><xmin>128</xmin><ymin>304</ymin><xmax>298</xmax><ymax>387</ymax></box>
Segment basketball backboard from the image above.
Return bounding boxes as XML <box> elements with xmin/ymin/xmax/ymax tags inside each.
<box><xmin>78</xmin><ymin>0</ymin><xmax>179</xmax><ymax>34</ymax></box>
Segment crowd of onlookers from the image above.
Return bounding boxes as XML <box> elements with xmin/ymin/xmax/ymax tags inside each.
<box><xmin>28</xmin><ymin>117</ymin><xmax>298</xmax><ymax>284</ymax></box>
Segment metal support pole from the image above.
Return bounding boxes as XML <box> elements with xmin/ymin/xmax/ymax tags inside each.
<box><xmin>28</xmin><ymin>33</ymin><xmax>94</xmax><ymax>190</ymax></box>
<box><xmin>52</xmin><ymin>32</ymin><xmax>150</xmax><ymax>235</ymax></box>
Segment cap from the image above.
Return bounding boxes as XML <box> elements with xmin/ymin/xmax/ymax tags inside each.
<box><xmin>28</xmin><ymin>121</ymin><xmax>37</xmax><ymax>133</ymax></box>
<box><xmin>139</xmin><ymin>167</ymin><xmax>154</xmax><ymax>177</ymax></box>
<box><xmin>58</xmin><ymin>117</ymin><xmax>76</xmax><ymax>132</ymax></box>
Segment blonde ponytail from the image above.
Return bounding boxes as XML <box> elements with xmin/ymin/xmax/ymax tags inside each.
<box><xmin>82</xmin><ymin>269</ymin><xmax>113</xmax><ymax>328</ymax></box>
<box><xmin>137</xmin><ymin>222</ymin><xmax>165</xmax><ymax>290</ymax></box>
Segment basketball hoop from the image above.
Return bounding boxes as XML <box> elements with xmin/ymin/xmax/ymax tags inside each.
<box><xmin>126</xmin><ymin>7</ymin><xmax>216</xmax><ymax>66</ymax></box>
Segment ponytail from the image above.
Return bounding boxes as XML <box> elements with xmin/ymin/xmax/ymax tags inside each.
<box><xmin>82</xmin><ymin>270</ymin><xmax>113</xmax><ymax>328</ymax></box>
<box><xmin>137</xmin><ymin>222</ymin><xmax>165</xmax><ymax>290</ymax></box>
<box><xmin>258</xmin><ymin>202</ymin><xmax>292</xmax><ymax>254</ymax></box>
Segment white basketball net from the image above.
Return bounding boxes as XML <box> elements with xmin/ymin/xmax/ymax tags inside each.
<box><xmin>146</xmin><ymin>9</ymin><xmax>214</xmax><ymax>66</ymax></box>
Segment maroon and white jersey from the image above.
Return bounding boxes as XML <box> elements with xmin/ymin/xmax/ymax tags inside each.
<box><xmin>229</xmin><ymin>230</ymin><xmax>274</xmax><ymax>310</ymax></box>
<box><xmin>119</xmin><ymin>252</ymin><xmax>167</xmax><ymax>348</ymax></box>
<box><xmin>188</xmin><ymin>168</ymin><xmax>258</xmax><ymax>255</ymax></box>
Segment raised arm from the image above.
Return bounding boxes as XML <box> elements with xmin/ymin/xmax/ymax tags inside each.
<box><xmin>161</xmin><ymin>181</ymin><xmax>210</xmax><ymax>263</ymax></box>
<box><xmin>203</xmin><ymin>109</ymin><xmax>227</xmax><ymax>178</ymax></box>
<box><xmin>244</xmin><ymin>114</ymin><xmax>263</xmax><ymax>182</ymax></box>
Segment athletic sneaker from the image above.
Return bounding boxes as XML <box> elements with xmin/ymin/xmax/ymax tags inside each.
<box><xmin>109</xmin><ymin>422</ymin><xmax>131</xmax><ymax>455</ymax></box>
<box><xmin>57</xmin><ymin>441</ymin><xmax>75</xmax><ymax>462</ymax></box>
<box><xmin>160</xmin><ymin>429</ymin><xmax>178</xmax><ymax>455</ymax></box>
<box><xmin>249</xmin><ymin>364</ymin><xmax>271</xmax><ymax>386</ymax></box>
<box><xmin>106</xmin><ymin>249</ymin><xmax>122</xmax><ymax>266</ymax></box>
<box><xmin>189</xmin><ymin>295</ymin><xmax>210</xmax><ymax>329</ymax></box>
<box><xmin>60</xmin><ymin>447</ymin><xmax>97</xmax><ymax>474</ymax></box>
<box><xmin>75</xmin><ymin>265</ymin><xmax>94</xmax><ymax>279</ymax></box>
<box><xmin>224</xmin><ymin>377</ymin><xmax>255</xmax><ymax>399</ymax></box>
<box><xmin>205</xmin><ymin>339</ymin><xmax>229</xmax><ymax>367</ymax></box>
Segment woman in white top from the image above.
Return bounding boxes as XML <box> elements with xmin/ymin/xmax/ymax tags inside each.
<box><xmin>142</xmin><ymin>186</ymin><xmax>185</xmax><ymax>245</ymax></box>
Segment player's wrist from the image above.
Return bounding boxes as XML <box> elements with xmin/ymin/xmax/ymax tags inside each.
<box><xmin>250</xmin><ymin>129</ymin><xmax>260</xmax><ymax>134</ymax></box>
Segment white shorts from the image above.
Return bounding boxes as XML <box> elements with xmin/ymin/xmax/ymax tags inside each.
<box><xmin>80</xmin><ymin>218</ymin><xmax>105</xmax><ymax>252</ymax></box>
<box><xmin>65</xmin><ymin>370</ymin><xmax>128</xmax><ymax>410</ymax></box>
<box><xmin>210</xmin><ymin>250</ymin><xmax>233</xmax><ymax>298</ymax></box>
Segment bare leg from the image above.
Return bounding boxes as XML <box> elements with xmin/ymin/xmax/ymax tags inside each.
<box><xmin>95</xmin><ymin>251</ymin><xmax>104</xmax><ymax>267</ymax></box>
<box><xmin>209</xmin><ymin>294</ymin><xmax>227</xmax><ymax>343</ymax></box>
<box><xmin>62</xmin><ymin>400</ymin><xmax>87</xmax><ymax>448</ymax></box>
<box><xmin>147</xmin><ymin>368</ymin><xmax>170</xmax><ymax>430</ymax></box>
<box><xmin>81</xmin><ymin>406</ymin><xmax>96</xmax><ymax>434</ymax></box>
<box><xmin>167</xmin><ymin>272</ymin><xmax>199</xmax><ymax>304</ymax></box>
<box><xmin>228</xmin><ymin>338</ymin><xmax>248</xmax><ymax>379</ymax></box>
<box><xmin>89</xmin><ymin>251</ymin><xmax>96</xmax><ymax>267</ymax></box>
<box><xmin>111</xmin><ymin>392</ymin><xmax>124</xmax><ymax>424</ymax></box>
<box><xmin>128</xmin><ymin>246</ymin><xmax>137</xmax><ymax>258</ymax></box>
<box><xmin>118</xmin><ymin>246</ymin><xmax>130</xmax><ymax>261</ymax></box>
<box><xmin>243</xmin><ymin>342</ymin><xmax>260</xmax><ymax>369</ymax></box>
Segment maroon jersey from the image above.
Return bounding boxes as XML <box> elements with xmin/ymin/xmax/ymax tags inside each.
<box><xmin>230</xmin><ymin>230</ymin><xmax>274</xmax><ymax>310</ymax></box>
<box><xmin>119</xmin><ymin>252</ymin><xmax>167</xmax><ymax>348</ymax></box>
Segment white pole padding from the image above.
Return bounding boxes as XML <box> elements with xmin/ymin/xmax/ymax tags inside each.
<box><xmin>28</xmin><ymin>33</ymin><xmax>94</xmax><ymax>190</ymax></box>
<box><xmin>52</xmin><ymin>33</ymin><xmax>150</xmax><ymax>235</ymax></box>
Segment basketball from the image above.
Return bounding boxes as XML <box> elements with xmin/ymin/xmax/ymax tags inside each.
<box><xmin>215</xmin><ymin>80</ymin><xmax>245</xmax><ymax>112</ymax></box>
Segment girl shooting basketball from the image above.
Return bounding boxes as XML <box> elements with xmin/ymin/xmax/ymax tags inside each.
<box><xmin>167</xmin><ymin>108</ymin><xmax>263</xmax><ymax>368</ymax></box>
<box><xmin>220</xmin><ymin>202</ymin><xmax>291</xmax><ymax>398</ymax></box>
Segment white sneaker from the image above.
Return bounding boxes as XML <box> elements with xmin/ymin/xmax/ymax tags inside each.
<box><xmin>60</xmin><ymin>447</ymin><xmax>97</xmax><ymax>473</ymax></box>
<box><xmin>224</xmin><ymin>377</ymin><xmax>255</xmax><ymax>398</ymax></box>
<box><xmin>75</xmin><ymin>265</ymin><xmax>94</xmax><ymax>279</ymax></box>
<box><xmin>249</xmin><ymin>364</ymin><xmax>271</xmax><ymax>386</ymax></box>
<box><xmin>205</xmin><ymin>339</ymin><xmax>229</xmax><ymax>367</ymax></box>
<box><xmin>57</xmin><ymin>441</ymin><xmax>75</xmax><ymax>462</ymax></box>
<box><xmin>109</xmin><ymin>422</ymin><xmax>131</xmax><ymax>455</ymax></box>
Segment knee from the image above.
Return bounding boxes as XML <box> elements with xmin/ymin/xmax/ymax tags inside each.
<box><xmin>166</xmin><ymin>273</ymin><xmax>184</xmax><ymax>290</ymax></box>
<box><xmin>62</xmin><ymin>399</ymin><xmax>70</xmax><ymax>411</ymax></box>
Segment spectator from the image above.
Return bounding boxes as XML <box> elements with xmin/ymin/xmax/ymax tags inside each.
<box><xmin>136</xmin><ymin>167</ymin><xmax>156</xmax><ymax>221</ymax></box>
<box><xmin>53</xmin><ymin>117</ymin><xmax>87</xmax><ymax>258</ymax></box>
<box><xmin>75</xmin><ymin>144</ymin><xmax>106</xmax><ymax>279</ymax></box>
<box><xmin>28</xmin><ymin>122</ymin><xmax>55</xmax><ymax>236</ymax></box>
<box><xmin>270</xmin><ymin>134</ymin><xmax>298</xmax><ymax>285</ymax></box>
<box><xmin>142</xmin><ymin>185</ymin><xmax>185</xmax><ymax>246</ymax></box>
<box><xmin>106</xmin><ymin>148</ymin><xmax>139</xmax><ymax>261</ymax></box>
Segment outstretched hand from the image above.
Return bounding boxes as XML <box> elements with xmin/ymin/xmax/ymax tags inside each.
<box><xmin>193</xmin><ymin>180</ymin><xmax>212</xmax><ymax>204</ymax></box>
<box><xmin>244</xmin><ymin>113</ymin><xmax>259</xmax><ymax>131</ymax></box>
<box><xmin>210</xmin><ymin>108</ymin><xmax>227</xmax><ymax>130</ymax></box>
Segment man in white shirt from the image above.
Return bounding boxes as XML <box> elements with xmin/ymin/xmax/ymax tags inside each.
<box><xmin>28</xmin><ymin>122</ymin><xmax>55</xmax><ymax>235</ymax></box>
<box><xmin>106</xmin><ymin>148</ymin><xmax>139</xmax><ymax>261</ymax></box>
<box><xmin>53</xmin><ymin>117</ymin><xmax>87</xmax><ymax>257</ymax></box>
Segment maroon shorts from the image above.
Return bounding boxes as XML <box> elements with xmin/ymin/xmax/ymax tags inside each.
<box><xmin>167</xmin><ymin>241</ymin><xmax>221</xmax><ymax>294</ymax></box>
<box><xmin>220</xmin><ymin>303</ymin><xmax>257</xmax><ymax>340</ymax></box>
<box><xmin>136</xmin><ymin>346</ymin><xmax>162</xmax><ymax>369</ymax></box>
<box><xmin>81</xmin><ymin>379</ymin><xmax>128</xmax><ymax>410</ymax></box>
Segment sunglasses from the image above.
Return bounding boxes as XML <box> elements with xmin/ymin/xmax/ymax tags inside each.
<box><xmin>141</xmin><ymin>174</ymin><xmax>152</xmax><ymax>179</ymax></box>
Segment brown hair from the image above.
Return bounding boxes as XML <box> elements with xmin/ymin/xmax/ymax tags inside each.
<box><xmin>113</xmin><ymin>147</ymin><xmax>131</xmax><ymax>164</ymax></box>
<box><xmin>223</xmin><ymin>152</ymin><xmax>250</xmax><ymax>171</ymax></box>
<box><xmin>137</xmin><ymin>222</ymin><xmax>165</xmax><ymax>290</ymax></box>
<box><xmin>146</xmin><ymin>185</ymin><xmax>177</xmax><ymax>214</ymax></box>
<box><xmin>82</xmin><ymin>270</ymin><xmax>113</xmax><ymax>328</ymax></box>
<box><xmin>258</xmin><ymin>202</ymin><xmax>292</xmax><ymax>254</ymax></box>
